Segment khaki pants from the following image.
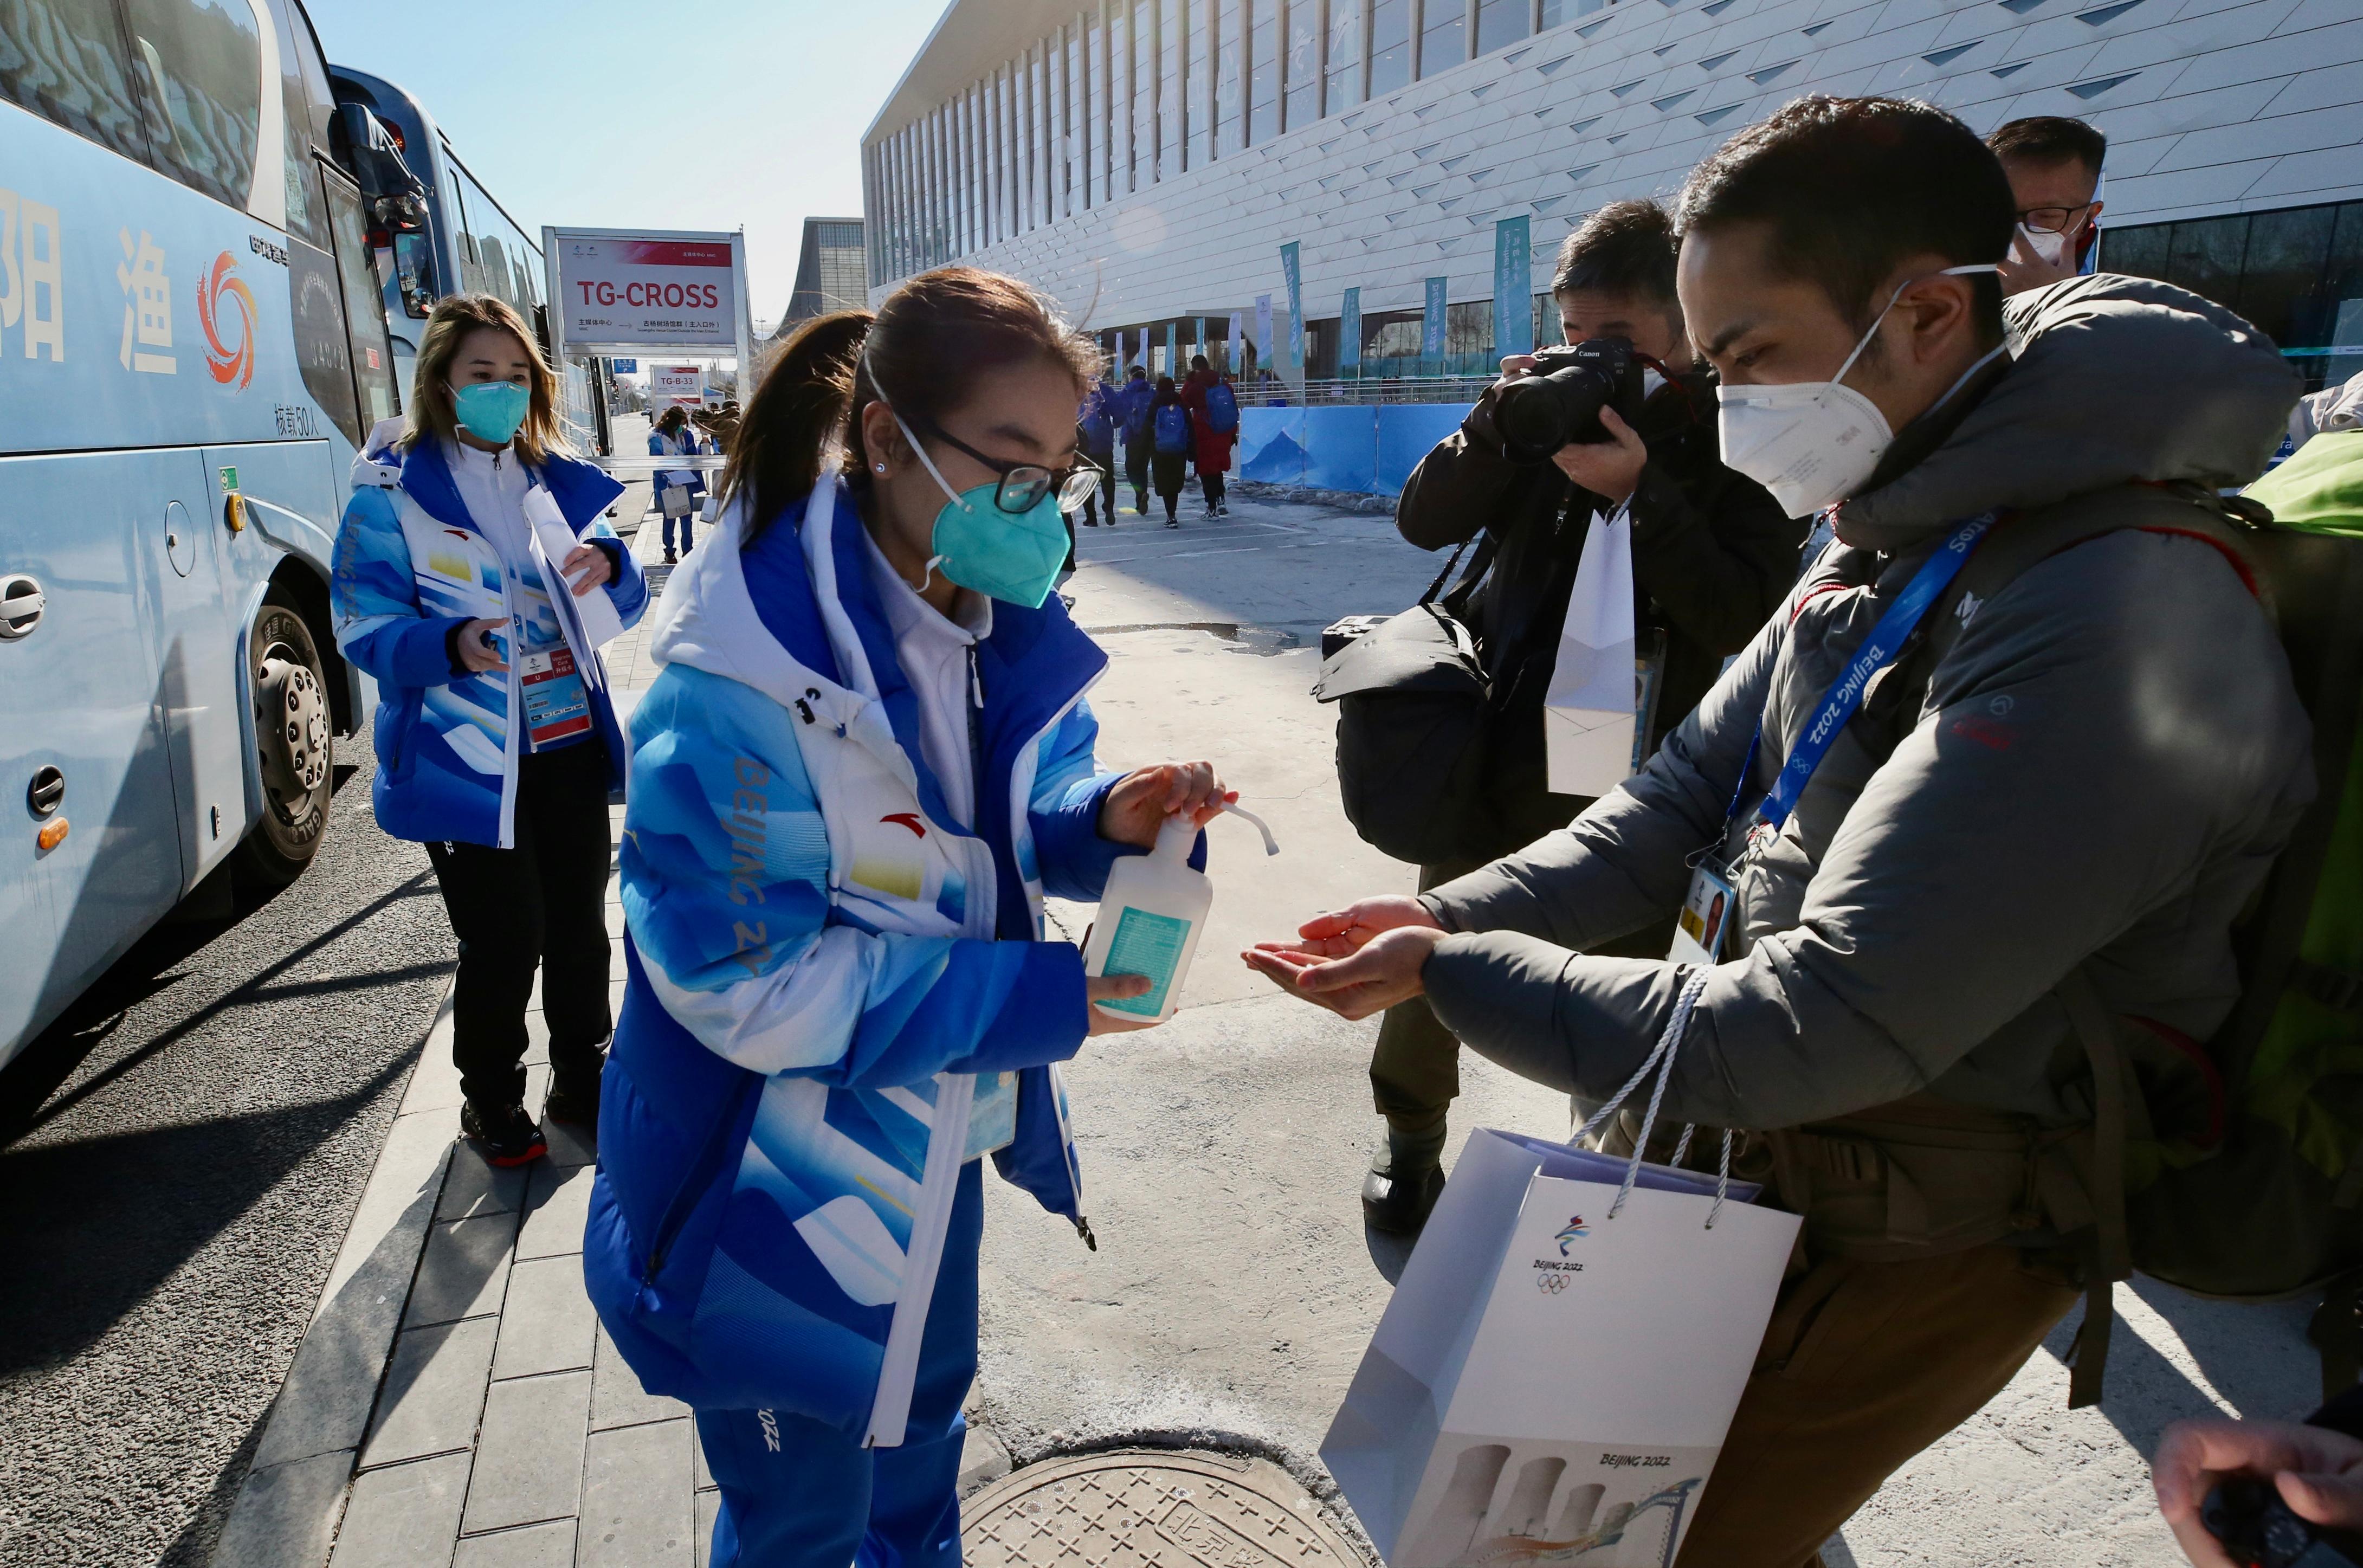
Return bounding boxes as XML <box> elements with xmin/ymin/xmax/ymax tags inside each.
<box><xmin>1676</xmin><ymin>1240</ymin><xmax>2081</xmax><ymax>1567</ymax></box>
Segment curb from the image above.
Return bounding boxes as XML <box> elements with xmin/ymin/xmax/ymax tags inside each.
<box><xmin>211</xmin><ymin>987</ymin><xmax>458</xmax><ymax>1568</ymax></box>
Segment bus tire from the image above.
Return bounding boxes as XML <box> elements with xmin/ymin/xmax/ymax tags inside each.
<box><xmin>235</xmin><ymin>593</ymin><xmax>334</xmax><ymax>888</ymax></box>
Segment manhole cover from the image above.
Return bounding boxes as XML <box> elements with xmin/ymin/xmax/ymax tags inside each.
<box><xmin>963</xmin><ymin>1448</ymin><xmax>1364</xmax><ymax>1568</ymax></box>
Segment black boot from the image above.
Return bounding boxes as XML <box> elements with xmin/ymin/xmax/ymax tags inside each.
<box><xmin>1361</xmin><ymin>1124</ymin><xmax>1447</xmax><ymax>1237</ymax></box>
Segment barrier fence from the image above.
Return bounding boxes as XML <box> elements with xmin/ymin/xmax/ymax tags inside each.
<box><xmin>1234</xmin><ymin>402</ymin><xmax>1474</xmax><ymax>497</ymax></box>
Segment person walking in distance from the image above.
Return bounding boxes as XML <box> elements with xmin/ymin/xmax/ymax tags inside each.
<box><xmin>332</xmin><ymin>294</ymin><xmax>649</xmax><ymax>1166</ymax></box>
<box><xmin>649</xmin><ymin>403</ymin><xmax>704</xmax><ymax>563</ymax></box>
<box><xmin>585</xmin><ymin>268</ymin><xmax>1238</xmax><ymax>1568</ymax></box>
<box><xmin>1148</xmin><ymin>375</ymin><xmax>1195</xmax><ymax>528</ymax></box>
<box><xmin>1115</xmin><ymin>363</ymin><xmax>1155</xmax><ymax>515</ymax></box>
<box><xmin>1360</xmin><ymin>198</ymin><xmax>1800</xmax><ymax>1237</ymax></box>
<box><xmin>1987</xmin><ymin>115</ymin><xmax>2106</xmax><ymax>296</ymax></box>
<box><xmin>1248</xmin><ymin>98</ymin><xmax>2307</xmax><ymax>1567</ymax></box>
<box><xmin>1077</xmin><ymin>372</ymin><xmax>1118</xmax><ymax>530</ymax></box>
<box><xmin>1180</xmin><ymin>354</ymin><xmax>1239</xmax><ymax>517</ymax></box>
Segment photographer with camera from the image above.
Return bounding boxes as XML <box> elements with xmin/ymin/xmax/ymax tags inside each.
<box><xmin>1360</xmin><ymin>199</ymin><xmax>1802</xmax><ymax>1235</ymax></box>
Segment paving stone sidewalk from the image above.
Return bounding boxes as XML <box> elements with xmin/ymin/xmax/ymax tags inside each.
<box><xmin>214</xmin><ymin>473</ymin><xmax>770</xmax><ymax>1568</ymax></box>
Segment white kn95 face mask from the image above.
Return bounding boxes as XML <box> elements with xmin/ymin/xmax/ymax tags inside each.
<box><xmin>1715</xmin><ymin>263</ymin><xmax>2001</xmax><ymax>519</ymax></box>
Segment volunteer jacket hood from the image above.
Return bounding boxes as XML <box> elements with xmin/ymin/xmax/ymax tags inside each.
<box><xmin>1416</xmin><ymin>275</ymin><xmax>2313</xmax><ymax>1203</ymax></box>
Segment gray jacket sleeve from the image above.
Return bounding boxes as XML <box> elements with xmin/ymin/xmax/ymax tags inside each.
<box><xmin>1419</xmin><ymin>531</ymin><xmax>2313</xmax><ymax>1131</ymax></box>
<box><xmin>1419</xmin><ymin>584</ymin><xmax>1790</xmax><ymax>948</ymax></box>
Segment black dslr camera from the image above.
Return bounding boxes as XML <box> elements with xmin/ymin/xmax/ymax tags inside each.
<box><xmin>1492</xmin><ymin>338</ymin><xmax>1651</xmax><ymax>464</ymax></box>
<box><xmin>2205</xmin><ymin>1476</ymin><xmax>2363</xmax><ymax>1567</ymax></box>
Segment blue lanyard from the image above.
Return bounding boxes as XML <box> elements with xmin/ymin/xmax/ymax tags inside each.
<box><xmin>1734</xmin><ymin>513</ymin><xmax>1994</xmax><ymax>837</ymax></box>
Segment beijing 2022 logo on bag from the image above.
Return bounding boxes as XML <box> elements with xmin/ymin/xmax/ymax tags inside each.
<box><xmin>1535</xmin><ymin>1215</ymin><xmax>1590</xmax><ymax>1292</ymax></box>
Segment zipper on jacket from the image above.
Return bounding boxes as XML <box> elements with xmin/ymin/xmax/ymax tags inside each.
<box><xmin>965</xmin><ymin>646</ymin><xmax>987</xmax><ymax>825</ymax></box>
<box><xmin>864</xmin><ymin>1072</ymin><xmax>975</xmax><ymax>1448</ymax></box>
<box><xmin>641</xmin><ymin>1072</ymin><xmax>761</xmax><ymax>1288</ymax></box>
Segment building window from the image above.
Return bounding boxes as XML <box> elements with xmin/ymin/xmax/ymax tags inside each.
<box><xmin>2104</xmin><ymin>199</ymin><xmax>2363</xmax><ymax>390</ymax></box>
<box><xmin>1187</xmin><ymin>0</ymin><xmax>1212</xmax><ymax>168</ymax></box>
<box><xmin>1368</xmin><ymin>0</ymin><xmax>1411</xmax><ymax>96</ymax></box>
<box><xmin>1108</xmin><ymin>3</ymin><xmax>1130</xmax><ymax>195</ymax></box>
<box><xmin>1419</xmin><ymin>0</ymin><xmax>1466</xmax><ymax>78</ymax></box>
<box><xmin>1285</xmin><ymin>0</ymin><xmax>1321</xmax><ymax>130</ymax></box>
<box><xmin>1126</xmin><ymin>1</ymin><xmax>1150</xmax><ymax>186</ymax></box>
<box><xmin>1159</xmin><ymin>0</ymin><xmax>1183</xmax><ymax>180</ymax></box>
<box><xmin>1539</xmin><ymin>0</ymin><xmax>1607</xmax><ymax>25</ymax></box>
<box><xmin>1086</xmin><ymin>16</ymin><xmax>1106</xmax><ymax>205</ymax></box>
<box><xmin>1445</xmin><ymin>298</ymin><xmax>1493</xmax><ymax>372</ymax></box>
<box><xmin>1326</xmin><ymin>0</ymin><xmax>1364</xmax><ymax>113</ymax></box>
<box><xmin>1475</xmin><ymin>0</ymin><xmax>1529</xmax><ymax>53</ymax></box>
<box><xmin>1216</xmin><ymin>0</ymin><xmax>1245</xmax><ymax>157</ymax></box>
<box><xmin>1247</xmin><ymin>0</ymin><xmax>1279</xmax><ymax>143</ymax></box>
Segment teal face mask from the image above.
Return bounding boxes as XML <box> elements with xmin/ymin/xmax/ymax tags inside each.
<box><xmin>889</xmin><ymin>410</ymin><xmax>1070</xmax><ymax>609</ymax></box>
<box><xmin>449</xmin><ymin>380</ymin><xmax>531</xmax><ymax>446</ymax></box>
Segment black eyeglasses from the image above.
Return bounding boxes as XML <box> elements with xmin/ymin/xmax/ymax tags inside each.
<box><xmin>2017</xmin><ymin>203</ymin><xmax>2096</xmax><ymax>235</ymax></box>
<box><xmin>915</xmin><ymin>417</ymin><xmax>1103</xmax><ymax>514</ymax></box>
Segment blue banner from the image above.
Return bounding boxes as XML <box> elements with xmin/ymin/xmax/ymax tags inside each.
<box><xmin>1281</xmin><ymin>241</ymin><xmax>1304</xmax><ymax>371</ymax></box>
<box><xmin>1340</xmin><ymin>287</ymin><xmax>1361</xmax><ymax>374</ymax></box>
<box><xmin>1494</xmin><ymin>216</ymin><xmax>1534</xmax><ymax>360</ymax></box>
<box><xmin>1166</xmin><ymin>319</ymin><xmax>1178</xmax><ymax>373</ymax></box>
<box><xmin>1423</xmin><ymin>277</ymin><xmax>1448</xmax><ymax>358</ymax></box>
<box><xmin>612</xmin><ymin>358</ymin><xmax>638</xmax><ymax>373</ymax></box>
<box><xmin>1256</xmin><ymin>295</ymin><xmax>1273</xmax><ymax>373</ymax></box>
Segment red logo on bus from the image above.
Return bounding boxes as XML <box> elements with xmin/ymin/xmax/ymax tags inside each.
<box><xmin>199</xmin><ymin>252</ymin><xmax>256</xmax><ymax>389</ymax></box>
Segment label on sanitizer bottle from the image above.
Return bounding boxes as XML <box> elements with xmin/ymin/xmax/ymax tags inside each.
<box><xmin>1100</xmin><ymin>907</ymin><xmax>1191</xmax><ymax>1016</ymax></box>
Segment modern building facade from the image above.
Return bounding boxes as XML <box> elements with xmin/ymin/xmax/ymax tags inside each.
<box><xmin>781</xmin><ymin>216</ymin><xmax>870</xmax><ymax>329</ymax></box>
<box><xmin>860</xmin><ymin>0</ymin><xmax>2363</xmax><ymax>391</ymax></box>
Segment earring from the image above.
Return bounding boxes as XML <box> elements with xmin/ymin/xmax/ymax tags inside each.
<box><xmin>875</xmin><ymin>463</ymin><xmax>887</xmax><ymax>473</ymax></box>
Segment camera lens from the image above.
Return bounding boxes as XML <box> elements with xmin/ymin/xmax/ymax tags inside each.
<box><xmin>1496</xmin><ymin>362</ymin><xmax>1614</xmax><ymax>463</ymax></box>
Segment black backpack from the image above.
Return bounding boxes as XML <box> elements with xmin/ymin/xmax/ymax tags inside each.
<box><xmin>1311</xmin><ymin>536</ymin><xmax>1503</xmax><ymax>866</ymax></box>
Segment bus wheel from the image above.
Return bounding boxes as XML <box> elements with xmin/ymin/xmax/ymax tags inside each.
<box><xmin>236</xmin><ymin>594</ymin><xmax>334</xmax><ymax>887</ymax></box>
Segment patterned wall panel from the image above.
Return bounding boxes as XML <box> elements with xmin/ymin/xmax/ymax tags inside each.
<box><xmin>864</xmin><ymin>0</ymin><xmax>2363</xmax><ymax>334</ymax></box>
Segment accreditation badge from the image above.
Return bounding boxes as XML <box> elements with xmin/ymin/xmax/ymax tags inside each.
<box><xmin>1668</xmin><ymin>859</ymin><xmax>1737</xmax><ymax>965</ymax></box>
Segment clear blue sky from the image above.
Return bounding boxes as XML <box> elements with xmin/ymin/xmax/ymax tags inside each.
<box><xmin>306</xmin><ymin>0</ymin><xmax>948</xmax><ymax>321</ymax></box>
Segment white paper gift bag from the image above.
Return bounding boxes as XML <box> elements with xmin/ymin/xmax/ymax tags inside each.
<box><xmin>1544</xmin><ymin>505</ymin><xmax>1638</xmax><ymax>798</ymax></box>
<box><xmin>1322</xmin><ymin>976</ymin><xmax>1800</xmax><ymax>1567</ymax></box>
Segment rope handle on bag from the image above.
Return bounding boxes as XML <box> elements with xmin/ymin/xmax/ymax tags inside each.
<box><xmin>1568</xmin><ymin>969</ymin><xmax>1736</xmax><ymax>1228</ymax></box>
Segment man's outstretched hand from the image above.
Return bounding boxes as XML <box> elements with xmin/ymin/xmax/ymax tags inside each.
<box><xmin>1286</xmin><ymin>896</ymin><xmax>1444</xmax><ymax>957</ymax></box>
<box><xmin>1243</xmin><ymin>917</ymin><xmax>1449</xmax><ymax>1022</ymax></box>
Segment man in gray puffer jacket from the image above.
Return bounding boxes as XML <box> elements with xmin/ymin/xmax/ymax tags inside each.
<box><xmin>1248</xmin><ymin>97</ymin><xmax>2310</xmax><ymax>1566</ymax></box>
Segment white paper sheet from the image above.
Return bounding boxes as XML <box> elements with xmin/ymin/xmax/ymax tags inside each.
<box><xmin>1544</xmin><ymin>501</ymin><xmax>1639</xmax><ymax>797</ymax></box>
<box><xmin>524</xmin><ymin>485</ymin><xmax>623</xmax><ymax>653</ymax></box>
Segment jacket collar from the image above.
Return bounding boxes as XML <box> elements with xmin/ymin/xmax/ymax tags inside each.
<box><xmin>811</xmin><ymin>479</ymin><xmax>1106</xmax><ymax>840</ymax></box>
<box><xmin>396</xmin><ymin>437</ymin><xmax>625</xmax><ymax>535</ymax></box>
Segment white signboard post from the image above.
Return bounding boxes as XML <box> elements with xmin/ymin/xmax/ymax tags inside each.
<box><xmin>650</xmin><ymin>364</ymin><xmax>705</xmax><ymax>409</ymax></box>
<box><xmin>543</xmin><ymin>226</ymin><xmax>752</xmax><ymax>484</ymax></box>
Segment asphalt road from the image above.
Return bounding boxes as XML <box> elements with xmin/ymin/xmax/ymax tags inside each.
<box><xmin>0</xmin><ymin>736</ymin><xmax>456</xmax><ymax>1567</ymax></box>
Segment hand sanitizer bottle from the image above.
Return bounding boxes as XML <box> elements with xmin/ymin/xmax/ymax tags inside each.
<box><xmin>1082</xmin><ymin>802</ymin><xmax>1278</xmax><ymax>1023</ymax></box>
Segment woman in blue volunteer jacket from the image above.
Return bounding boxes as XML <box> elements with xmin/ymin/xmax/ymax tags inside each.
<box><xmin>649</xmin><ymin>403</ymin><xmax>706</xmax><ymax>563</ymax></box>
<box><xmin>586</xmin><ymin>268</ymin><xmax>1234</xmax><ymax>1568</ymax></box>
<box><xmin>331</xmin><ymin>293</ymin><xmax>648</xmax><ymax>1165</ymax></box>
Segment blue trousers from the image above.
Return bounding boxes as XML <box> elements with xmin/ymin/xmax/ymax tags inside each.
<box><xmin>663</xmin><ymin>507</ymin><xmax>695</xmax><ymax>556</ymax></box>
<box><xmin>695</xmin><ymin>1162</ymin><xmax>983</xmax><ymax>1568</ymax></box>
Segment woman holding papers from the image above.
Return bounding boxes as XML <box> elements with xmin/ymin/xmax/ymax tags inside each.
<box><xmin>330</xmin><ymin>293</ymin><xmax>648</xmax><ymax>1166</ymax></box>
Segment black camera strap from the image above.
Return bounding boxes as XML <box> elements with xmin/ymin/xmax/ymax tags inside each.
<box><xmin>1420</xmin><ymin>531</ymin><xmax>1501</xmax><ymax>612</ymax></box>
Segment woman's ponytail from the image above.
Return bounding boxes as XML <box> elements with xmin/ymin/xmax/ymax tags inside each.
<box><xmin>723</xmin><ymin>309</ymin><xmax>874</xmax><ymax>546</ymax></box>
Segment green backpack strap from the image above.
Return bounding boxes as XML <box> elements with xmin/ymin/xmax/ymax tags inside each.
<box><xmin>2057</xmin><ymin>968</ymin><xmax>2133</xmax><ymax>1410</ymax></box>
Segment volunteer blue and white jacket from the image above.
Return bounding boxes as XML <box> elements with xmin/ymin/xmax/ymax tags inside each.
<box><xmin>585</xmin><ymin>474</ymin><xmax>1183</xmax><ymax>1443</ymax></box>
<box><xmin>330</xmin><ymin>430</ymin><xmax>645</xmax><ymax>848</ymax></box>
